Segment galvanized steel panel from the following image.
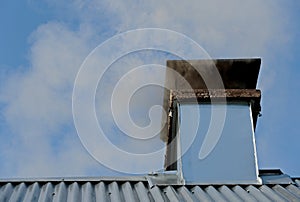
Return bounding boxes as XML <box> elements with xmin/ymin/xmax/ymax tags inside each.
<box><xmin>67</xmin><ymin>182</ymin><xmax>79</xmax><ymax>202</ymax></box>
<box><xmin>53</xmin><ymin>182</ymin><xmax>67</xmax><ymax>202</ymax></box>
<box><xmin>38</xmin><ymin>182</ymin><xmax>54</xmax><ymax>202</ymax></box>
<box><xmin>95</xmin><ymin>182</ymin><xmax>107</xmax><ymax>202</ymax></box>
<box><xmin>134</xmin><ymin>182</ymin><xmax>150</xmax><ymax>202</ymax></box>
<box><xmin>191</xmin><ymin>186</ymin><xmax>213</xmax><ymax>202</ymax></box>
<box><xmin>23</xmin><ymin>182</ymin><xmax>40</xmax><ymax>202</ymax></box>
<box><xmin>122</xmin><ymin>182</ymin><xmax>137</xmax><ymax>202</ymax></box>
<box><xmin>0</xmin><ymin>179</ymin><xmax>299</xmax><ymax>202</ymax></box>
<box><xmin>149</xmin><ymin>186</ymin><xmax>164</xmax><ymax>202</ymax></box>
<box><xmin>259</xmin><ymin>185</ymin><xmax>287</xmax><ymax>202</ymax></box>
<box><xmin>232</xmin><ymin>186</ymin><xmax>257</xmax><ymax>202</ymax></box>
<box><xmin>163</xmin><ymin>186</ymin><xmax>180</xmax><ymax>202</ymax></box>
<box><xmin>273</xmin><ymin>185</ymin><xmax>300</xmax><ymax>201</ymax></box>
<box><xmin>205</xmin><ymin>186</ymin><xmax>228</xmax><ymax>201</ymax></box>
<box><xmin>286</xmin><ymin>184</ymin><xmax>300</xmax><ymax>198</ymax></box>
<box><xmin>246</xmin><ymin>185</ymin><xmax>272</xmax><ymax>202</ymax></box>
<box><xmin>108</xmin><ymin>181</ymin><xmax>122</xmax><ymax>202</ymax></box>
<box><xmin>0</xmin><ymin>183</ymin><xmax>13</xmax><ymax>202</ymax></box>
<box><xmin>219</xmin><ymin>185</ymin><xmax>243</xmax><ymax>201</ymax></box>
<box><xmin>82</xmin><ymin>182</ymin><xmax>94</xmax><ymax>202</ymax></box>
<box><xmin>177</xmin><ymin>186</ymin><xmax>198</xmax><ymax>202</ymax></box>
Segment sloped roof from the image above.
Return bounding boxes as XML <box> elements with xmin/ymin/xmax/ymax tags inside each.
<box><xmin>1</xmin><ymin>177</ymin><xmax>300</xmax><ymax>201</ymax></box>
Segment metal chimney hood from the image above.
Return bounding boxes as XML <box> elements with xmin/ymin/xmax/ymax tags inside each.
<box><xmin>160</xmin><ymin>58</ymin><xmax>262</xmax><ymax>185</ymax></box>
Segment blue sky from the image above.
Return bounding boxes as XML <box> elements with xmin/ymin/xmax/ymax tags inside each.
<box><xmin>0</xmin><ymin>0</ymin><xmax>299</xmax><ymax>178</ymax></box>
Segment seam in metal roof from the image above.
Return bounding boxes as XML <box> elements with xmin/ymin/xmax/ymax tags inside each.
<box><xmin>1</xmin><ymin>179</ymin><xmax>300</xmax><ymax>202</ymax></box>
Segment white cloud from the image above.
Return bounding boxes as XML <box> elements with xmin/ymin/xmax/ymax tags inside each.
<box><xmin>0</xmin><ymin>0</ymin><xmax>291</xmax><ymax>177</ymax></box>
<box><xmin>0</xmin><ymin>22</ymin><xmax>101</xmax><ymax>177</ymax></box>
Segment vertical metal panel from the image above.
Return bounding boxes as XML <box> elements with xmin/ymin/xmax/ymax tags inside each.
<box><xmin>23</xmin><ymin>182</ymin><xmax>40</xmax><ymax>202</ymax></box>
<box><xmin>179</xmin><ymin>103</ymin><xmax>259</xmax><ymax>184</ymax></box>
<box><xmin>67</xmin><ymin>182</ymin><xmax>80</xmax><ymax>202</ymax></box>
<box><xmin>134</xmin><ymin>182</ymin><xmax>150</xmax><ymax>202</ymax></box>
<box><xmin>38</xmin><ymin>182</ymin><xmax>54</xmax><ymax>202</ymax></box>
<box><xmin>82</xmin><ymin>182</ymin><xmax>95</xmax><ymax>202</ymax></box>
<box><xmin>94</xmin><ymin>182</ymin><xmax>107</xmax><ymax>202</ymax></box>
<box><xmin>191</xmin><ymin>186</ymin><xmax>213</xmax><ymax>202</ymax></box>
<box><xmin>231</xmin><ymin>186</ymin><xmax>257</xmax><ymax>202</ymax></box>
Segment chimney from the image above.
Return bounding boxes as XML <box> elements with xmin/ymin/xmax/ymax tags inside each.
<box><xmin>161</xmin><ymin>58</ymin><xmax>262</xmax><ymax>184</ymax></box>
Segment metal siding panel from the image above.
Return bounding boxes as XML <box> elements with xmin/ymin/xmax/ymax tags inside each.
<box><xmin>82</xmin><ymin>182</ymin><xmax>95</xmax><ymax>202</ymax></box>
<box><xmin>38</xmin><ymin>182</ymin><xmax>54</xmax><ymax>202</ymax></box>
<box><xmin>23</xmin><ymin>182</ymin><xmax>40</xmax><ymax>202</ymax></box>
<box><xmin>94</xmin><ymin>182</ymin><xmax>107</xmax><ymax>202</ymax></box>
<box><xmin>67</xmin><ymin>182</ymin><xmax>80</xmax><ymax>202</ymax></box>
<box><xmin>134</xmin><ymin>182</ymin><xmax>150</xmax><ymax>202</ymax></box>
<box><xmin>191</xmin><ymin>186</ymin><xmax>213</xmax><ymax>202</ymax></box>
<box><xmin>286</xmin><ymin>185</ymin><xmax>300</xmax><ymax>198</ymax></box>
<box><xmin>122</xmin><ymin>182</ymin><xmax>137</xmax><ymax>202</ymax></box>
<box><xmin>179</xmin><ymin>103</ymin><xmax>260</xmax><ymax>184</ymax></box>
<box><xmin>205</xmin><ymin>186</ymin><xmax>228</xmax><ymax>202</ymax></box>
<box><xmin>8</xmin><ymin>182</ymin><xmax>26</xmax><ymax>202</ymax></box>
<box><xmin>53</xmin><ymin>182</ymin><xmax>67</xmax><ymax>202</ymax></box>
<box><xmin>177</xmin><ymin>186</ymin><xmax>198</xmax><ymax>202</ymax></box>
<box><xmin>0</xmin><ymin>183</ymin><xmax>13</xmax><ymax>202</ymax></box>
<box><xmin>108</xmin><ymin>181</ymin><xmax>122</xmax><ymax>202</ymax></box>
<box><xmin>231</xmin><ymin>186</ymin><xmax>257</xmax><ymax>202</ymax></box>
<box><xmin>149</xmin><ymin>186</ymin><xmax>165</xmax><ymax>202</ymax></box>
<box><xmin>273</xmin><ymin>185</ymin><xmax>300</xmax><ymax>201</ymax></box>
<box><xmin>259</xmin><ymin>185</ymin><xmax>287</xmax><ymax>202</ymax></box>
<box><xmin>219</xmin><ymin>185</ymin><xmax>243</xmax><ymax>202</ymax></box>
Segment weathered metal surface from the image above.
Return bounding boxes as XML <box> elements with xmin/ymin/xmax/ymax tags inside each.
<box><xmin>171</xmin><ymin>89</ymin><xmax>261</xmax><ymax>128</ymax></box>
<box><xmin>165</xmin><ymin>59</ymin><xmax>261</xmax><ymax>90</ymax></box>
<box><xmin>161</xmin><ymin>58</ymin><xmax>261</xmax><ymax>142</ymax></box>
<box><xmin>171</xmin><ymin>89</ymin><xmax>261</xmax><ymax>101</ymax></box>
<box><xmin>0</xmin><ymin>178</ymin><xmax>299</xmax><ymax>202</ymax></box>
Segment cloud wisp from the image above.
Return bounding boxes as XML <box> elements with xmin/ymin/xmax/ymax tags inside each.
<box><xmin>0</xmin><ymin>0</ymin><xmax>290</xmax><ymax>177</ymax></box>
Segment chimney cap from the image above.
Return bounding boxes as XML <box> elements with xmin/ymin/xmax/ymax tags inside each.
<box><xmin>166</xmin><ymin>58</ymin><xmax>261</xmax><ymax>90</ymax></box>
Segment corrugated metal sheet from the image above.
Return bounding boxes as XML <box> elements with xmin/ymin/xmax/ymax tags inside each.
<box><xmin>1</xmin><ymin>178</ymin><xmax>300</xmax><ymax>202</ymax></box>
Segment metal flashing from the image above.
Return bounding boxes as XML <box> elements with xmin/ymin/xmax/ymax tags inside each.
<box><xmin>259</xmin><ymin>169</ymin><xmax>294</xmax><ymax>185</ymax></box>
<box><xmin>176</xmin><ymin>102</ymin><xmax>261</xmax><ymax>184</ymax></box>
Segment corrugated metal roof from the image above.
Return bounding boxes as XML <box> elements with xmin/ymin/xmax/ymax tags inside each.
<box><xmin>1</xmin><ymin>178</ymin><xmax>300</xmax><ymax>202</ymax></box>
